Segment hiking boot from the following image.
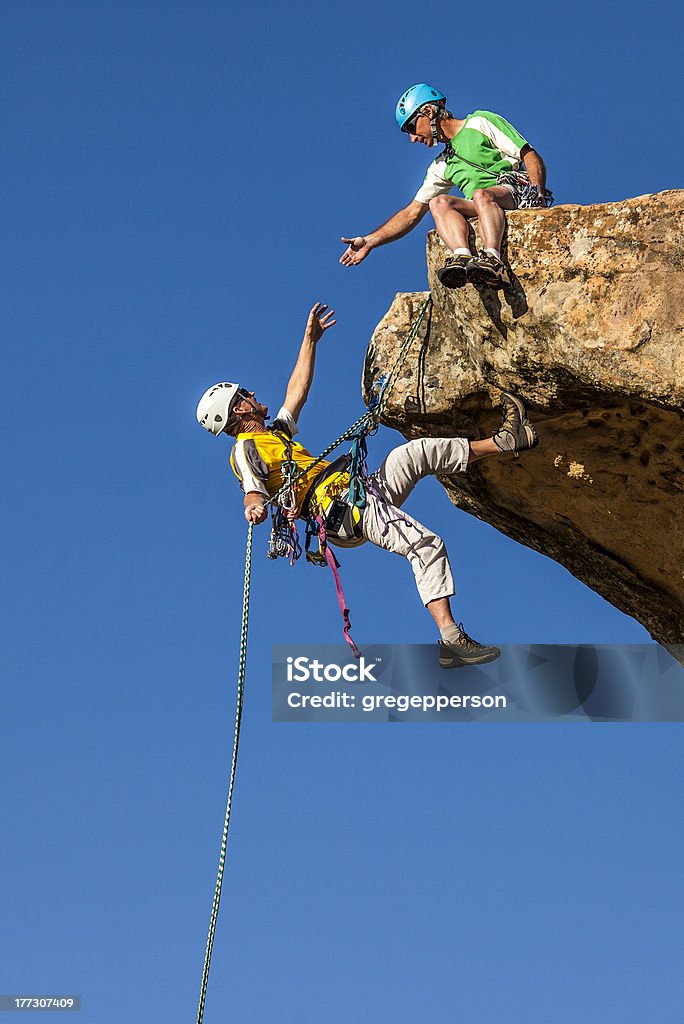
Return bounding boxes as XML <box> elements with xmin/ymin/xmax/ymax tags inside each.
<box><xmin>467</xmin><ymin>250</ymin><xmax>510</xmax><ymax>289</ymax></box>
<box><xmin>492</xmin><ymin>391</ymin><xmax>539</xmax><ymax>453</ymax></box>
<box><xmin>439</xmin><ymin>623</ymin><xmax>501</xmax><ymax>668</ymax></box>
<box><xmin>437</xmin><ymin>254</ymin><xmax>473</xmax><ymax>289</ymax></box>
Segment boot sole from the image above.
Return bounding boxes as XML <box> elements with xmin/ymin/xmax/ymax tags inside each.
<box><xmin>439</xmin><ymin>648</ymin><xmax>502</xmax><ymax>669</ymax></box>
<box><xmin>521</xmin><ymin>423</ymin><xmax>539</xmax><ymax>450</ymax></box>
<box><xmin>437</xmin><ymin>267</ymin><xmax>469</xmax><ymax>289</ymax></box>
<box><xmin>467</xmin><ymin>265</ymin><xmax>509</xmax><ymax>289</ymax></box>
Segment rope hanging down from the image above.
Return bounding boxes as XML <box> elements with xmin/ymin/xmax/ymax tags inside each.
<box><xmin>194</xmin><ymin>294</ymin><xmax>431</xmax><ymax>1023</ymax></box>
<box><xmin>195</xmin><ymin>525</ymin><xmax>253</xmax><ymax>1024</ymax></box>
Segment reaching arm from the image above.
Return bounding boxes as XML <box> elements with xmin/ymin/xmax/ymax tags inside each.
<box><xmin>339</xmin><ymin>200</ymin><xmax>429</xmax><ymax>266</ymax></box>
<box><xmin>283</xmin><ymin>302</ymin><xmax>337</xmax><ymax>421</ymax></box>
<box><xmin>521</xmin><ymin>146</ymin><xmax>547</xmax><ymax>192</ymax></box>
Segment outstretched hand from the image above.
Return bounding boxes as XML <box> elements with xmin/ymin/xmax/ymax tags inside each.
<box><xmin>339</xmin><ymin>236</ymin><xmax>371</xmax><ymax>266</ymax></box>
<box><xmin>305</xmin><ymin>302</ymin><xmax>336</xmax><ymax>344</ymax></box>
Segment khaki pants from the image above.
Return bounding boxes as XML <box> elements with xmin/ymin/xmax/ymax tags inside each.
<box><xmin>361</xmin><ymin>437</ymin><xmax>469</xmax><ymax>606</ymax></box>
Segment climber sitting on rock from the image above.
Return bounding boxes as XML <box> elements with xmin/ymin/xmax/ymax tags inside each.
<box><xmin>196</xmin><ymin>302</ymin><xmax>540</xmax><ymax>668</ymax></box>
<box><xmin>340</xmin><ymin>83</ymin><xmax>551</xmax><ymax>290</ymax></box>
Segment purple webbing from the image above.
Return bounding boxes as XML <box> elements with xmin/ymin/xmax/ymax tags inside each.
<box><xmin>287</xmin><ymin>519</ymin><xmax>302</xmax><ymax>565</ymax></box>
<box><xmin>364</xmin><ymin>474</ymin><xmax>417</xmax><ymax>538</ymax></box>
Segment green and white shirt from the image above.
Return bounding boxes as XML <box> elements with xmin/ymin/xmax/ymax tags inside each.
<box><xmin>414</xmin><ymin>110</ymin><xmax>529</xmax><ymax>203</ymax></box>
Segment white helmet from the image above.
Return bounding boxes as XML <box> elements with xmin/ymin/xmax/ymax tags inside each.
<box><xmin>196</xmin><ymin>381</ymin><xmax>241</xmax><ymax>436</ymax></box>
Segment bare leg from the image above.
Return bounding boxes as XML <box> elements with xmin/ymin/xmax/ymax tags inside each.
<box><xmin>428</xmin><ymin>194</ymin><xmax>477</xmax><ymax>251</ymax></box>
<box><xmin>427</xmin><ymin>596</ymin><xmax>456</xmax><ymax>629</ymax></box>
<box><xmin>471</xmin><ymin>186</ymin><xmax>516</xmax><ymax>251</ymax></box>
<box><xmin>468</xmin><ymin>438</ymin><xmax>499</xmax><ymax>463</ymax></box>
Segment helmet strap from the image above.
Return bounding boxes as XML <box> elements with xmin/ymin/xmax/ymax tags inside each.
<box><xmin>428</xmin><ymin>105</ymin><xmax>448</xmax><ymax>143</ymax></box>
<box><xmin>232</xmin><ymin>397</ymin><xmax>268</xmax><ymax>433</ymax></box>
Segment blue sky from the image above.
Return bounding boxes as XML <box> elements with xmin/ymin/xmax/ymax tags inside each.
<box><xmin>2</xmin><ymin>2</ymin><xmax>682</xmax><ymax>1021</ymax></box>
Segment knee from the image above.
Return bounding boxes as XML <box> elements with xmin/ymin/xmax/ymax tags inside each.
<box><xmin>412</xmin><ymin>530</ymin><xmax>448</xmax><ymax>571</ymax></box>
<box><xmin>428</xmin><ymin>193</ymin><xmax>453</xmax><ymax>217</ymax></box>
<box><xmin>406</xmin><ymin>436</ymin><xmax>468</xmax><ymax>477</ymax></box>
<box><xmin>405</xmin><ymin>437</ymin><xmax>439</xmax><ymax>475</ymax></box>
<box><xmin>471</xmin><ymin>188</ymin><xmax>494</xmax><ymax>208</ymax></box>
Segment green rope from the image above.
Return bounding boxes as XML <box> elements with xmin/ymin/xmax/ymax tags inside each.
<box><xmin>195</xmin><ymin>524</ymin><xmax>253</xmax><ymax>1024</ymax></box>
<box><xmin>194</xmin><ymin>294</ymin><xmax>432</xmax><ymax>1020</ymax></box>
<box><xmin>375</xmin><ymin>293</ymin><xmax>432</xmax><ymax>418</ymax></box>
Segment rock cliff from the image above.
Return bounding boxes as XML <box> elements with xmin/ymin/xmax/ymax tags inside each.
<box><xmin>363</xmin><ymin>190</ymin><xmax>684</xmax><ymax>644</ymax></box>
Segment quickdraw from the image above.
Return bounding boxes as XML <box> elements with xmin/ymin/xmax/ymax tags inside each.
<box><xmin>267</xmin><ymin>508</ymin><xmax>300</xmax><ymax>562</ymax></box>
<box><xmin>304</xmin><ymin>516</ymin><xmax>328</xmax><ymax>567</ymax></box>
<box><xmin>267</xmin><ymin>432</ymin><xmax>302</xmax><ymax>565</ymax></box>
<box><xmin>347</xmin><ymin>428</ymin><xmax>370</xmax><ymax>508</ymax></box>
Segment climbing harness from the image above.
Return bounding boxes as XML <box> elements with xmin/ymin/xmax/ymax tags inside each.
<box><xmin>263</xmin><ymin>295</ymin><xmax>432</xmax><ymax>650</ymax></box>
<box><xmin>496</xmin><ymin>170</ymin><xmax>554</xmax><ymax>209</ymax></box>
<box><xmin>264</xmin><ymin>422</ymin><xmax>368</xmax><ymax>652</ymax></box>
<box><xmin>439</xmin><ymin>148</ymin><xmax>554</xmax><ymax>209</ymax></box>
<box><xmin>195</xmin><ymin>295</ymin><xmax>432</xmax><ymax>1023</ymax></box>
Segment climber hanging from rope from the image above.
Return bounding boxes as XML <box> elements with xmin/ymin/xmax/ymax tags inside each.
<box><xmin>340</xmin><ymin>83</ymin><xmax>552</xmax><ymax>290</ymax></box>
<box><xmin>196</xmin><ymin>301</ymin><xmax>540</xmax><ymax>668</ymax></box>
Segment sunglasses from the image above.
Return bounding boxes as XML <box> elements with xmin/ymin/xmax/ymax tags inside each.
<box><xmin>228</xmin><ymin>388</ymin><xmax>255</xmax><ymax>419</ymax></box>
<box><xmin>402</xmin><ymin>112</ymin><xmax>422</xmax><ymax>134</ymax></box>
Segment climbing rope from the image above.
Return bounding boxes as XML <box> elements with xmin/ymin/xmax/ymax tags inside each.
<box><xmin>374</xmin><ymin>294</ymin><xmax>432</xmax><ymax>418</ymax></box>
<box><xmin>195</xmin><ymin>524</ymin><xmax>253</xmax><ymax>1024</ymax></box>
<box><xmin>268</xmin><ymin>293</ymin><xmax>433</xmax><ymax>509</ymax></box>
<box><xmin>265</xmin><ymin>294</ymin><xmax>433</xmax><ymax>649</ymax></box>
<box><xmin>195</xmin><ymin>294</ymin><xmax>432</xmax><ymax>1020</ymax></box>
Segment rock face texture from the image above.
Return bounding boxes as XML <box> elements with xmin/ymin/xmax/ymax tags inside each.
<box><xmin>363</xmin><ymin>190</ymin><xmax>684</xmax><ymax>644</ymax></box>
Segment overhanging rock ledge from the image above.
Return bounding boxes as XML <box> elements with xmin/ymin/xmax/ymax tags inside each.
<box><xmin>363</xmin><ymin>190</ymin><xmax>684</xmax><ymax>644</ymax></box>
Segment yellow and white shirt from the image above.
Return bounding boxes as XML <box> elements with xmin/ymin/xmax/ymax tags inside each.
<box><xmin>229</xmin><ymin>406</ymin><xmax>350</xmax><ymax>512</ymax></box>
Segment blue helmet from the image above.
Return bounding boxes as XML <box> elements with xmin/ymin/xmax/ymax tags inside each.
<box><xmin>395</xmin><ymin>83</ymin><xmax>446</xmax><ymax>131</ymax></box>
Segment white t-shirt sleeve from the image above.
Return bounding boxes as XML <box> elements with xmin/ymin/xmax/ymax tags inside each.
<box><xmin>271</xmin><ymin>405</ymin><xmax>299</xmax><ymax>437</ymax></box>
<box><xmin>466</xmin><ymin>113</ymin><xmax>526</xmax><ymax>165</ymax></box>
<box><xmin>231</xmin><ymin>440</ymin><xmax>270</xmax><ymax>499</ymax></box>
<box><xmin>414</xmin><ymin>156</ymin><xmax>452</xmax><ymax>205</ymax></box>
